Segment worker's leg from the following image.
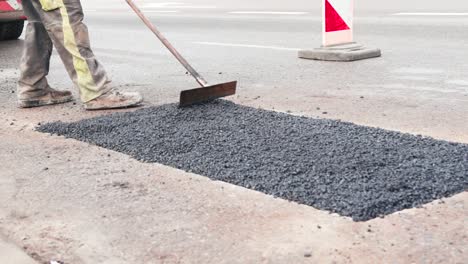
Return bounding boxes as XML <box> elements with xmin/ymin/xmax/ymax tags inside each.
<box><xmin>23</xmin><ymin>0</ymin><xmax>142</xmax><ymax>109</ymax></box>
<box><xmin>29</xmin><ymin>0</ymin><xmax>112</xmax><ymax>103</ymax></box>
<box><xmin>17</xmin><ymin>0</ymin><xmax>73</xmax><ymax>107</ymax></box>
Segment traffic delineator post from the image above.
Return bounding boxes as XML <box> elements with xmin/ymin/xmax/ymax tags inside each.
<box><xmin>323</xmin><ymin>0</ymin><xmax>353</xmax><ymax>46</ymax></box>
<box><xmin>299</xmin><ymin>0</ymin><xmax>381</xmax><ymax>61</ymax></box>
<box><xmin>0</xmin><ymin>0</ymin><xmax>20</xmax><ymax>11</ymax></box>
<box><xmin>0</xmin><ymin>0</ymin><xmax>26</xmax><ymax>20</ymax></box>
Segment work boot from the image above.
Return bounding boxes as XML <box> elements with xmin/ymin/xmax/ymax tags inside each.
<box><xmin>84</xmin><ymin>90</ymin><xmax>143</xmax><ymax>110</ymax></box>
<box><xmin>18</xmin><ymin>88</ymin><xmax>73</xmax><ymax>108</ymax></box>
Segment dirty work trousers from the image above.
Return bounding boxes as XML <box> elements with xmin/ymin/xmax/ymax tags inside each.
<box><xmin>18</xmin><ymin>0</ymin><xmax>111</xmax><ymax>102</ymax></box>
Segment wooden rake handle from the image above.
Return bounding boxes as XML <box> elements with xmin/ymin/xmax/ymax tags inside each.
<box><xmin>126</xmin><ymin>0</ymin><xmax>208</xmax><ymax>87</ymax></box>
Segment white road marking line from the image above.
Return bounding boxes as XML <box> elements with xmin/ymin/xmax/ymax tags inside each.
<box><xmin>194</xmin><ymin>42</ymin><xmax>300</xmax><ymax>51</ymax></box>
<box><xmin>145</xmin><ymin>2</ymin><xmax>185</xmax><ymax>6</ymax></box>
<box><xmin>229</xmin><ymin>11</ymin><xmax>309</xmax><ymax>15</ymax></box>
<box><xmin>360</xmin><ymin>84</ymin><xmax>466</xmax><ymax>94</ymax></box>
<box><xmin>84</xmin><ymin>9</ymin><xmax>179</xmax><ymax>13</ymax></box>
<box><xmin>446</xmin><ymin>80</ymin><xmax>468</xmax><ymax>86</ymax></box>
<box><xmin>393</xmin><ymin>12</ymin><xmax>468</xmax><ymax>16</ymax></box>
<box><xmin>392</xmin><ymin>68</ymin><xmax>444</xmax><ymax>75</ymax></box>
<box><xmin>141</xmin><ymin>3</ymin><xmax>216</xmax><ymax>9</ymax></box>
<box><xmin>139</xmin><ymin>2</ymin><xmax>184</xmax><ymax>7</ymax></box>
<box><xmin>141</xmin><ymin>10</ymin><xmax>180</xmax><ymax>13</ymax></box>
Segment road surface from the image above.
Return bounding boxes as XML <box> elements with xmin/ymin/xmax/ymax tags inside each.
<box><xmin>0</xmin><ymin>0</ymin><xmax>467</xmax><ymax>263</ymax></box>
<box><xmin>49</xmin><ymin>0</ymin><xmax>468</xmax><ymax>141</ymax></box>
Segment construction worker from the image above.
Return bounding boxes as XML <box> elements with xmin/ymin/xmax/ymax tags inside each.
<box><xmin>17</xmin><ymin>0</ymin><xmax>143</xmax><ymax>110</ymax></box>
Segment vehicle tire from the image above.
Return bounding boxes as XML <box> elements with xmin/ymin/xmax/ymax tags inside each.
<box><xmin>0</xmin><ymin>20</ymin><xmax>25</xmax><ymax>41</ymax></box>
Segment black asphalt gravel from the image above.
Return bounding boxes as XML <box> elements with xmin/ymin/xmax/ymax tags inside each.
<box><xmin>38</xmin><ymin>101</ymin><xmax>468</xmax><ymax>221</ymax></box>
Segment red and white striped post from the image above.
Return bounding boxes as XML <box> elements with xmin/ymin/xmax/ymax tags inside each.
<box><xmin>0</xmin><ymin>0</ymin><xmax>25</xmax><ymax>19</ymax></box>
<box><xmin>323</xmin><ymin>0</ymin><xmax>353</xmax><ymax>46</ymax></box>
<box><xmin>0</xmin><ymin>0</ymin><xmax>17</xmax><ymax>11</ymax></box>
<box><xmin>299</xmin><ymin>0</ymin><xmax>381</xmax><ymax>61</ymax></box>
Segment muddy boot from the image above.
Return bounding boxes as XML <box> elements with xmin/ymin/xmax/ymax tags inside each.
<box><xmin>18</xmin><ymin>88</ymin><xmax>73</xmax><ymax>108</ymax></box>
<box><xmin>84</xmin><ymin>90</ymin><xmax>143</xmax><ymax>110</ymax></box>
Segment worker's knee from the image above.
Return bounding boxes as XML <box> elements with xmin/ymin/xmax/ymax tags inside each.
<box><xmin>22</xmin><ymin>0</ymin><xmax>42</xmax><ymax>22</ymax></box>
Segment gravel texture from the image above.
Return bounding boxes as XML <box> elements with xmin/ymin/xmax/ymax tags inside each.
<box><xmin>38</xmin><ymin>100</ymin><xmax>468</xmax><ymax>221</ymax></box>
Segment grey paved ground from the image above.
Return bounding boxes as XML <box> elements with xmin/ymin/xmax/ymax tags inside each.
<box><xmin>0</xmin><ymin>0</ymin><xmax>467</xmax><ymax>263</ymax></box>
<box><xmin>39</xmin><ymin>0</ymin><xmax>468</xmax><ymax>143</ymax></box>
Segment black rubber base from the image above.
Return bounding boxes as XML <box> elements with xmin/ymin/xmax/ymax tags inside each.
<box><xmin>0</xmin><ymin>20</ymin><xmax>24</xmax><ymax>41</ymax></box>
<box><xmin>38</xmin><ymin>100</ymin><xmax>468</xmax><ymax>221</ymax></box>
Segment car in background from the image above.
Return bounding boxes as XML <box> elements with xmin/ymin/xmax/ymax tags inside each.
<box><xmin>0</xmin><ymin>0</ymin><xmax>25</xmax><ymax>41</ymax></box>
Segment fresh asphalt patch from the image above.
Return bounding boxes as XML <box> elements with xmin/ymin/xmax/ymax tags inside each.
<box><xmin>38</xmin><ymin>100</ymin><xmax>468</xmax><ymax>221</ymax></box>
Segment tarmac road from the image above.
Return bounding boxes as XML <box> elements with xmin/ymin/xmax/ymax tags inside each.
<box><xmin>2</xmin><ymin>0</ymin><xmax>468</xmax><ymax>141</ymax></box>
<box><xmin>0</xmin><ymin>0</ymin><xmax>467</xmax><ymax>263</ymax></box>
<box><xmin>65</xmin><ymin>0</ymin><xmax>468</xmax><ymax>141</ymax></box>
<box><xmin>85</xmin><ymin>0</ymin><xmax>468</xmax><ymax>14</ymax></box>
